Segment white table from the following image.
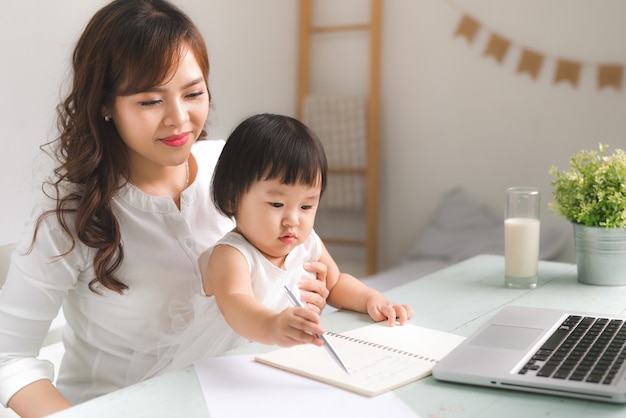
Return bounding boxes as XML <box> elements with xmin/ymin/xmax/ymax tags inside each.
<box><xmin>49</xmin><ymin>255</ymin><xmax>626</xmax><ymax>417</ymax></box>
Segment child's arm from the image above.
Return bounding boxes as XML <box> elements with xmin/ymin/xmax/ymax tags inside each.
<box><xmin>205</xmin><ymin>244</ymin><xmax>325</xmax><ymax>347</ymax></box>
<box><xmin>320</xmin><ymin>245</ymin><xmax>413</xmax><ymax>326</ymax></box>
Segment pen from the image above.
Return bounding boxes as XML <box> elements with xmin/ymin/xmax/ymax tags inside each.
<box><xmin>284</xmin><ymin>285</ymin><xmax>351</xmax><ymax>374</ymax></box>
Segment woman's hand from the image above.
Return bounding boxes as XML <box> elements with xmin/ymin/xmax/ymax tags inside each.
<box><xmin>298</xmin><ymin>260</ymin><xmax>330</xmax><ymax>314</ymax></box>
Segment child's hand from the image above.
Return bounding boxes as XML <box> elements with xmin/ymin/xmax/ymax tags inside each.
<box><xmin>365</xmin><ymin>295</ymin><xmax>414</xmax><ymax>326</ymax></box>
<box><xmin>270</xmin><ymin>307</ymin><xmax>326</xmax><ymax>347</ymax></box>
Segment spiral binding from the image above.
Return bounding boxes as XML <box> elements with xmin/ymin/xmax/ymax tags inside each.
<box><xmin>326</xmin><ymin>331</ymin><xmax>437</xmax><ymax>363</ymax></box>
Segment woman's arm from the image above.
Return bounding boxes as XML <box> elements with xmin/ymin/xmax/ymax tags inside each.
<box><xmin>8</xmin><ymin>380</ymin><xmax>71</xmax><ymax>418</ymax></box>
<box><xmin>0</xmin><ymin>212</ymin><xmax>81</xmax><ymax>416</ymax></box>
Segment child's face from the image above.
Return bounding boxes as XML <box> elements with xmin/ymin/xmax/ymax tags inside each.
<box><xmin>235</xmin><ymin>178</ymin><xmax>321</xmax><ymax>267</ymax></box>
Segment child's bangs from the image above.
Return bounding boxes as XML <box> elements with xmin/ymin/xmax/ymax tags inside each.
<box><xmin>264</xmin><ymin>146</ymin><xmax>325</xmax><ymax>190</ymax></box>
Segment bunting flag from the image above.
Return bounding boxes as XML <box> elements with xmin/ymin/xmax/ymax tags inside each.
<box><xmin>517</xmin><ymin>49</ymin><xmax>544</xmax><ymax>80</ymax></box>
<box><xmin>554</xmin><ymin>59</ymin><xmax>582</xmax><ymax>87</ymax></box>
<box><xmin>484</xmin><ymin>33</ymin><xmax>510</xmax><ymax>63</ymax></box>
<box><xmin>455</xmin><ymin>14</ymin><xmax>479</xmax><ymax>43</ymax></box>
<box><xmin>453</xmin><ymin>12</ymin><xmax>625</xmax><ymax>91</ymax></box>
<box><xmin>598</xmin><ymin>64</ymin><xmax>623</xmax><ymax>89</ymax></box>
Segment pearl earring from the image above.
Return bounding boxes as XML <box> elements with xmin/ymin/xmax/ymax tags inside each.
<box><xmin>104</xmin><ymin>115</ymin><xmax>111</xmax><ymax>122</ymax></box>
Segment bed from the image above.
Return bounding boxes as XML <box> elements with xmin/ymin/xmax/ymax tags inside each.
<box><xmin>359</xmin><ymin>187</ymin><xmax>567</xmax><ymax>292</ymax></box>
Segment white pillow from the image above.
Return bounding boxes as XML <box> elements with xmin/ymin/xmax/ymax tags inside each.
<box><xmin>406</xmin><ymin>188</ymin><xmax>566</xmax><ymax>262</ymax></box>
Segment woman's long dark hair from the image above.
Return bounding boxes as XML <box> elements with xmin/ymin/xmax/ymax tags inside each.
<box><xmin>34</xmin><ymin>0</ymin><xmax>210</xmax><ymax>294</ymax></box>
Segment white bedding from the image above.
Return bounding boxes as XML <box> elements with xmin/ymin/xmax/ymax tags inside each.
<box><xmin>358</xmin><ymin>188</ymin><xmax>567</xmax><ymax>293</ymax></box>
<box><xmin>360</xmin><ymin>259</ymin><xmax>451</xmax><ymax>292</ymax></box>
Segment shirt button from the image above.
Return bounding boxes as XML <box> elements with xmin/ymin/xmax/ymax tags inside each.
<box><xmin>185</xmin><ymin>238</ymin><xmax>195</xmax><ymax>248</ymax></box>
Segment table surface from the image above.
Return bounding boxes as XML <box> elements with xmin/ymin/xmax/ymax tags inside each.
<box><xmin>50</xmin><ymin>255</ymin><xmax>626</xmax><ymax>418</ymax></box>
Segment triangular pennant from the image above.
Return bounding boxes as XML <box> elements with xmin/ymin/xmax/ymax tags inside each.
<box><xmin>597</xmin><ymin>64</ymin><xmax>623</xmax><ymax>90</ymax></box>
<box><xmin>554</xmin><ymin>59</ymin><xmax>581</xmax><ymax>87</ymax></box>
<box><xmin>517</xmin><ymin>49</ymin><xmax>544</xmax><ymax>79</ymax></box>
<box><xmin>454</xmin><ymin>14</ymin><xmax>480</xmax><ymax>44</ymax></box>
<box><xmin>483</xmin><ymin>33</ymin><xmax>510</xmax><ymax>63</ymax></box>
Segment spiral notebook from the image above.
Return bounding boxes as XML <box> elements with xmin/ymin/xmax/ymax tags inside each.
<box><xmin>255</xmin><ymin>322</ymin><xmax>465</xmax><ymax>397</ymax></box>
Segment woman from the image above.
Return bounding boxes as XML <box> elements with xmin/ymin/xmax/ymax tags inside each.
<box><xmin>0</xmin><ymin>1</ymin><xmax>328</xmax><ymax>417</ymax></box>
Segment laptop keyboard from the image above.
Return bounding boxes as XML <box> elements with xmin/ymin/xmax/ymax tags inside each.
<box><xmin>519</xmin><ymin>315</ymin><xmax>626</xmax><ymax>384</ymax></box>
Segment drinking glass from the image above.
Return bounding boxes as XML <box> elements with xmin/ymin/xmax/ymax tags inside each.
<box><xmin>505</xmin><ymin>187</ymin><xmax>540</xmax><ymax>289</ymax></box>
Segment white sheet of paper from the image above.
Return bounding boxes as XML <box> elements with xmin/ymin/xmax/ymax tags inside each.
<box><xmin>194</xmin><ymin>354</ymin><xmax>421</xmax><ymax>418</ymax></box>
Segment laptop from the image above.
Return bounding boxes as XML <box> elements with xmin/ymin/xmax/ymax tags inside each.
<box><xmin>432</xmin><ymin>305</ymin><xmax>626</xmax><ymax>403</ymax></box>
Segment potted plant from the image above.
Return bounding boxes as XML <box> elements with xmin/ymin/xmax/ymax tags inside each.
<box><xmin>549</xmin><ymin>143</ymin><xmax>626</xmax><ymax>285</ymax></box>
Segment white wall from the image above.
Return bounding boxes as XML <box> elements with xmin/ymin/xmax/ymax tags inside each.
<box><xmin>200</xmin><ymin>0</ymin><xmax>299</xmax><ymax>136</ymax></box>
<box><xmin>2</xmin><ymin>0</ymin><xmax>626</xmax><ymax>270</ymax></box>
<box><xmin>0</xmin><ymin>0</ymin><xmax>298</xmax><ymax>244</ymax></box>
<box><xmin>0</xmin><ymin>1</ymin><xmax>105</xmax><ymax>244</ymax></box>
<box><xmin>379</xmin><ymin>0</ymin><xmax>626</xmax><ymax>268</ymax></box>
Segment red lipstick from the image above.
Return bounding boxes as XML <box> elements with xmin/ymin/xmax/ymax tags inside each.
<box><xmin>161</xmin><ymin>132</ymin><xmax>191</xmax><ymax>147</ymax></box>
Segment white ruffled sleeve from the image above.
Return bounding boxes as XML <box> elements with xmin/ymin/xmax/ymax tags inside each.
<box><xmin>0</xmin><ymin>205</ymin><xmax>85</xmax><ymax>406</ymax></box>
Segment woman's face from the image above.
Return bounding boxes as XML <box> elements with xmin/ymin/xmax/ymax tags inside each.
<box><xmin>110</xmin><ymin>45</ymin><xmax>209</xmax><ymax>172</ymax></box>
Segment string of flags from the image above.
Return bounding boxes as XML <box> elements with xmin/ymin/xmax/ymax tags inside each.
<box><xmin>454</xmin><ymin>13</ymin><xmax>624</xmax><ymax>90</ymax></box>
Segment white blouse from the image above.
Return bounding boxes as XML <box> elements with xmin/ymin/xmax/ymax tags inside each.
<box><xmin>0</xmin><ymin>140</ymin><xmax>234</xmax><ymax>406</ymax></box>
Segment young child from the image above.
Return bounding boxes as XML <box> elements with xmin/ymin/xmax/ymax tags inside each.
<box><xmin>205</xmin><ymin>113</ymin><xmax>413</xmax><ymax>348</ymax></box>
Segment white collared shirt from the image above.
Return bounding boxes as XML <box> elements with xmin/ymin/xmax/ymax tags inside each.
<box><xmin>0</xmin><ymin>140</ymin><xmax>234</xmax><ymax>405</ymax></box>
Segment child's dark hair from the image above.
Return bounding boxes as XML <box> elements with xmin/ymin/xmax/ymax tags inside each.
<box><xmin>212</xmin><ymin>113</ymin><xmax>328</xmax><ymax>217</ymax></box>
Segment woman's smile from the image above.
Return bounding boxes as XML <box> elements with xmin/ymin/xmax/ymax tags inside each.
<box><xmin>161</xmin><ymin>132</ymin><xmax>191</xmax><ymax>147</ymax></box>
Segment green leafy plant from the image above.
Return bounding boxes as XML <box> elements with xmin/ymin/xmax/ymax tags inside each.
<box><xmin>549</xmin><ymin>144</ymin><xmax>626</xmax><ymax>228</ymax></box>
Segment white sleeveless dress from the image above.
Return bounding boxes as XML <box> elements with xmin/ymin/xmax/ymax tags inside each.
<box><xmin>128</xmin><ymin>230</ymin><xmax>323</xmax><ymax>380</ymax></box>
